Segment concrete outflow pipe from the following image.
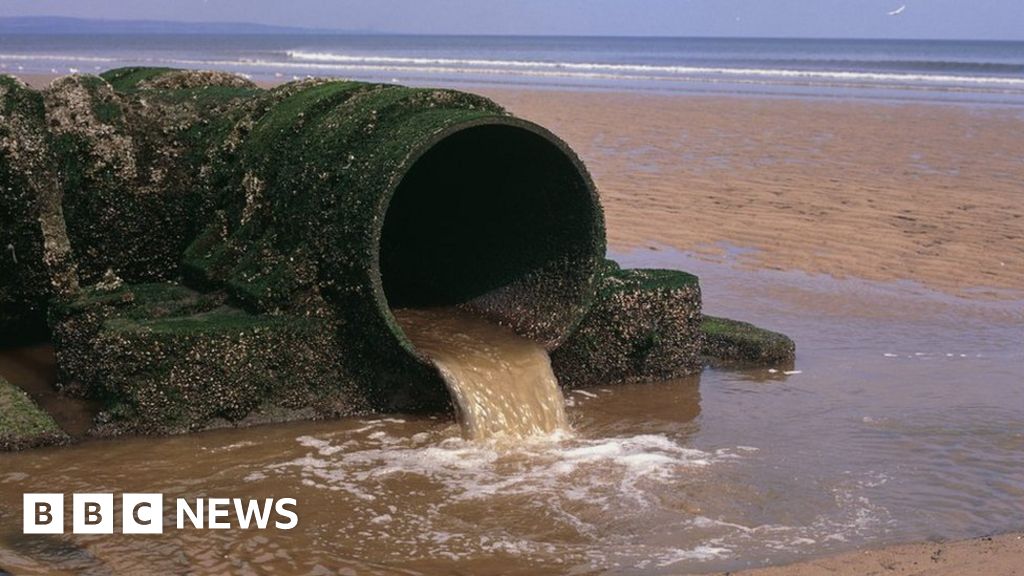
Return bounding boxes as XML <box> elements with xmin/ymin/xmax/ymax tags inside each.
<box><xmin>1</xmin><ymin>68</ymin><xmax>607</xmax><ymax>416</ymax></box>
<box><xmin>3</xmin><ymin>67</ymin><xmax>785</xmax><ymax>439</ymax></box>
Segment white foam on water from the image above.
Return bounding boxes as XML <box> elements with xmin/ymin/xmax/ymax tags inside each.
<box><xmin>248</xmin><ymin>422</ymin><xmax>758</xmax><ymax>570</ymax></box>
<box><xmin>285</xmin><ymin>427</ymin><xmax>717</xmax><ymax>503</ymax></box>
<box><xmin>0</xmin><ymin>472</ymin><xmax>30</xmax><ymax>483</ymax></box>
<box><xmin>0</xmin><ymin>53</ymin><xmax>118</xmax><ymax>63</ymax></box>
<box><xmin>5</xmin><ymin>51</ymin><xmax>1023</xmax><ymax>98</ymax></box>
<box><xmin>881</xmin><ymin>350</ymin><xmax>986</xmax><ymax>361</ymax></box>
<box><xmin>284</xmin><ymin>50</ymin><xmax>1024</xmax><ymax>88</ymax></box>
<box><xmin>237</xmin><ymin>420</ymin><xmax>900</xmax><ymax>572</ymax></box>
<box><xmin>202</xmin><ymin>440</ymin><xmax>257</xmax><ymax>453</ymax></box>
<box><xmin>655</xmin><ymin>544</ymin><xmax>732</xmax><ymax>565</ymax></box>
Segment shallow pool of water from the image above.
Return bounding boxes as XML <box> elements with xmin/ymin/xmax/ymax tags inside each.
<box><xmin>1</xmin><ymin>247</ymin><xmax>1022</xmax><ymax>575</ymax></box>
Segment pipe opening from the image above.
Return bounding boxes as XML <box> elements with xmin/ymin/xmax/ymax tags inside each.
<box><xmin>380</xmin><ymin>123</ymin><xmax>601</xmax><ymax>344</ymax></box>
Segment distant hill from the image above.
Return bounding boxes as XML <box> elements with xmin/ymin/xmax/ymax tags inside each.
<box><xmin>0</xmin><ymin>16</ymin><xmax>363</xmax><ymax>35</ymax></box>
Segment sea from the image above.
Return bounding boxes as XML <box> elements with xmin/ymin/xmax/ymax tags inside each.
<box><xmin>1</xmin><ymin>34</ymin><xmax>1023</xmax><ymax>104</ymax></box>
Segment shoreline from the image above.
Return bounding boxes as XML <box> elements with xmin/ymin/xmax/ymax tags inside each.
<box><xmin>715</xmin><ymin>533</ymin><xmax>1024</xmax><ymax>576</ymax></box>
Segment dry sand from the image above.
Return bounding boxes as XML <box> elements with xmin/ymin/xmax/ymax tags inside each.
<box><xmin>12</xmin><ymin>74</ymin><xmax>56</xmax><ymax>89</ymax></box>
<box><xmin>481</xmin><ymin>89</ymin><xmax>1024</xmax><ymax>299</ymax></box>
<box><xmin>13</xmin><ymin>73</ymin><xmax>1024</xmax><ymax>574</ymax></box>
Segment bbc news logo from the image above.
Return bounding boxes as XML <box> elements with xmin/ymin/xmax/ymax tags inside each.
<box><xmin>23</xmin><ymin>493</ymin><xmax>298</xmax><ymax>534</ymax></box>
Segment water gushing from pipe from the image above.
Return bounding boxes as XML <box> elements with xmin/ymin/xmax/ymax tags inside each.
<box><xmin>393</xmin><ymin>308</ymin><xmax>568</xmax><ymax>440</ymax></box>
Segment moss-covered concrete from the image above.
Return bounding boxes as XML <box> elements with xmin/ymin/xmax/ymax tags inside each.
<box><xmin>0</xmin><ymin>376</ymin><xmax>68</xmax><ymax>450</ymax></box>
<box><xmin>48</xmin><ymin>279</ymin><xmax>224</xmax><ymax>397</ymax></box>
<box><xmin>552</xmin><ymin>262</ymin><xmax>703</xmax><ymax>388</ymax></box>
<box><xmin>49</xmin><ymin>281</ymin><xmax>370</xmax><ymax>434</ymax></box>
<box><xmin>164</xmin><ymin>72</ymin><xmax>606</xmax><ymax>407</ymax></box>
<box><xmin>4</xmin><ymin>67</ymin><xmax>608</xmax><ymax>430</ymax></box>
<box><xmin>44</xmin><ymin>71</ymin><xmax>260</xmax><ymax>287</ymax></box>
<box><xmin>0</xmin><ymin>75</ymin><xmax>79</xmax><ymax>343</ymax></box>
<box><xmin>701</xmin><ymin>316</ymin><xmax>796</xmax><ymax>367</ymax></box>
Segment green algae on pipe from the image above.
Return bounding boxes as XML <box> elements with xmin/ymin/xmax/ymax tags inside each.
<box><xmin>170</xmin><ymin>73</ymin><xmax>607</xmax><ymax>409</ymax></box>
<box><xmin>0</xmin><ymin>376</ymin><xmax>68</xmax><ymax>450</ymax></box>
<box><xmin>701</xmin><ymin>315</ymin><xmax>796</xmax><ymax>367</ymax></box>
<box><xmin>4</xmin><ymin>68</ymin><xmax>262</xmax><ymax>343</ymax></box>
<box><xmin>46</xmin><ymin>70</ymin><xmax>260</xmax><ymax>286</ymax></box>
<box><xmin>3</xmin><ymin>67</ymin><xmax>799</xmax><ymax>435</ymax></box>
<box><xmin>48</xmin><ymin>282</ymin><xmax>373</xmax><ymax>435</ymax></box>
<box><xmin>8</xmin><ymin>68</ymin><xmax>605</xmax><ymax>412</ymax></box>
<box><xmin>6</xmin><ymin>68</ymin><xmax>606</xmax><ymax>365</ymax></box>
<box><xmin>0</xmin><ymin>75</ymin><xmax>79</xmax><ymax>343</ymax></box>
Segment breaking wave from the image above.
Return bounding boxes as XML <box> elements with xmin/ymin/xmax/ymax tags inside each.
<box><xmin>285</xmin><ymin>50</ymin><xmax>1024</xmax><ymax>88</ymax></box>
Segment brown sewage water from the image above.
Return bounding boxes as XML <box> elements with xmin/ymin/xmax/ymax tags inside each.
<box><xmin>0</xmin><ymin>248</ymin><xmax>1022</xmax><ymax>575</ymax></box>
<box><xmin>392</xmin><ymin>308</ymin><xmax>568</xmax><ymax>440</ymax></box>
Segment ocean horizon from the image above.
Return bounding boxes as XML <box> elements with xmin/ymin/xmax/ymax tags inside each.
<box><xmin>2</xmin><ymin>33</ymin><xmax>1024</xmax><ymax>104</ymax></box>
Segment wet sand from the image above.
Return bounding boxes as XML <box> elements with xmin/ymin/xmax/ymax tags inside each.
<box><xmin>720</xmin><ymin>533</ymin><xmax>1024</xmax><ymax>576</ymax></box>
<box><xmin>480</xmin><ymin>89</ymin><xmax>1024</xmax><ymax>300</ymax></box>
<box><xmin>4</xmin><ymin>73</ymin><xmax>1023</xmax><ymax>574</ymax></box>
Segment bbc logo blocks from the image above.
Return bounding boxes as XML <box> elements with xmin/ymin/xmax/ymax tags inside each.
<box><xmin>23</xmin><ymin>493</ymin><xmax>298</xmax><ymax>533</ymax></box>
<box><xmin>24</xmin><ymin>493</ymin><xmax>164</xmax><ymax>534</ymax></box>
<box><xmin>123</xmin><ymin>493</ymin><xmax>164</xmax><ymax>534</ymax></box>
<box><xmin>22</xmin><ymin>493</ymin><xmax>63</xmax><ymax>534</ymax></box>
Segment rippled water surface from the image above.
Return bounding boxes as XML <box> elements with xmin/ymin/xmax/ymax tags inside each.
<box><xmin>1</xmin><ymin>248</ymin><xmax>1022</xmax><ymax>575</ymax></box>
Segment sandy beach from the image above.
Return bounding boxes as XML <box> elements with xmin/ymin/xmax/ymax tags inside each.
<box><xmin>718</xmin><ymin>533</ymin><xmax>1024</xmax><ymax>576</ymax></box>
<box><xmin>6</xmin><ymin>72</ymin><xmax>1023</xmax><ymax>574</ymax></box>
<box><xmin>481</xmin><ymin>88</ymin><xmax>1024</xmax><ymax>300</ymax></box>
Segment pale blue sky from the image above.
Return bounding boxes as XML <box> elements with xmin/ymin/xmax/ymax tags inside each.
<box><xmin>1</xmin><ymin>0</ymin><xmax>1021</xmax><ymax>40</ymax></box>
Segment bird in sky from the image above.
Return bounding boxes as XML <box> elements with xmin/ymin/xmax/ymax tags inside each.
<box><xmin>888</xmin><ymin>5</ymin><xmax>907</xmax><ymax>16</ymax></box>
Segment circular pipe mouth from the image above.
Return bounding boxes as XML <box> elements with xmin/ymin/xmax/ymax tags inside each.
<box><xmin>372</xmin><ymin>117</ymin><xmax>605</xmax><ymax>363</ymax></box>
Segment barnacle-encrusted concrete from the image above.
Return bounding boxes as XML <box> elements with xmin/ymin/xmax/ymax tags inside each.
<box><xmin>45</xmin><ymin>70</ymin><xmax>260</xmax><ymax>285</ymax></box>
<box><xmin>552</xmin><ymin>262</ymin><xmax>703</xmax><ymax>388</ymax></box>
<box><xmin>0</xmin><ymin>376</ymin><xmax>68</xmax><ymax>450</ymax></box>
<box><xmin>181</xmin><ymin>79</ymin><xmax>604</xmax><ymax>398</ymax></box>
<box><xmin>701</xmin><ymin>316</ymin><xmax>796</xmax><ymax>367</ymax></box>
<box><xmin>49</xmin><ymin>281</ymin><xmax>370</xmax><ymax>434</ymax></box>
<box><xmin>0</xmin><ymin>67</ymin><xmax>793</xmax><ymax>437</ymax></box>
<box><xmin>0</xmin><ymin>75</ymin><xmax>78</xmax><ymax>343</ymax></box>
<box><xmin>22</xmin><ymin>67</ymin><xmax>606</xmax><ymax>430</ymax></box>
